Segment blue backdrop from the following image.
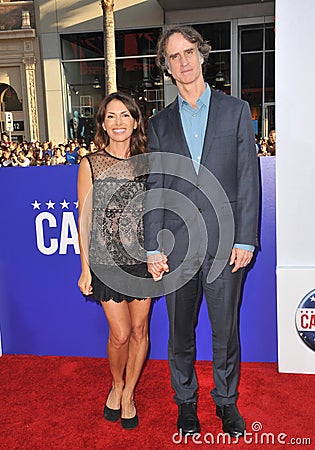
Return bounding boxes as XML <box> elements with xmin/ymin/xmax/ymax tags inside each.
<box><xmin>0</xmin><ymin>157</ymin><xmax>276</xmax><ymax>361</ymax></box>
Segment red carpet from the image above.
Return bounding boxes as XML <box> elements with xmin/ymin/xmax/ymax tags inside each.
<box><xmin>0</xmin><ymin>355</ymin><xmax>314</xmax><ymax>449</ymax></box>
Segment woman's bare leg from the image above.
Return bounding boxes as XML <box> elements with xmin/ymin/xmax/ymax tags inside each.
<box><xmin>102</xmin><ymin>300</ymin><xmax>131</xmax><ymax>409</ymax></box>
<box><xmin>121</xmin><ymin>298</ymin><xmax>151</xmax><ymax>418</ymax></box>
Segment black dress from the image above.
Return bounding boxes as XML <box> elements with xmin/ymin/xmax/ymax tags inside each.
<box><xmin>84</xmin><ymin>149</ymin><xmax>151</xmax><ymax>303</ymax></box>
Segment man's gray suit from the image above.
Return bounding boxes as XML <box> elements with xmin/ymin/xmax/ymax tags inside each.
<box><xmin>144</xmin><ymin>88</ymin><xmax>259</xmax><ymax>406</ymax></box>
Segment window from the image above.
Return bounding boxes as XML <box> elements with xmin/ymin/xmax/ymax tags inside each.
<box><xmin>61</xmin><ymin>33</ymin><xmax>103</xmax><ymax>61</ymax></box>
<box><xmin>115</xmin><ymin>29</ymin><xmax>161</xmax><ymax>57</ymax></box>
<box><xmin>240</xmin><ymin>23</ymin><xmax>275</xmax><ymax>137</ymax></box>
<box><xmin>194</xmin><ymin>22</ymin><xmax>231</xmax><ymax>94</ymax></box>
<box><xmin>61</xmin><ymin>28</ymin><xmax>163</xmax><ymax>139</ymax></box>
<box><xmin>115</xmin><ymin>28</ymin><xmax>163</xmax><ymax>118</ymax></box>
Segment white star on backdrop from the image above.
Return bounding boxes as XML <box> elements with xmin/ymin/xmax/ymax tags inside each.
<box><xmin>31</xmin><ymin>200</ymin><xmax>41</xmax><ymax>210</ymax></box>
<box><xmin>60</xmin><ymin>199</ymin><xmax>70</xmax><ymax>209</ymax></box>
<box><xmin>31</xmin><ymin>199</ymin><xmax>79</xmax><ymax>210</ymax></box>
<box><xmin>46</xmin><ymin>200</ymin><xmax>55</xmax><ymax>209</ymax></box>
<box><xmin>310</xmin><ymin>296</ymin><xmax>315</xmax><ymax>302</ymax></box>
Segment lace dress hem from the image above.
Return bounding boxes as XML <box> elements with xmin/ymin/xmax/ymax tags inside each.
<box><xmin>85</xmin><ymin>263</ymin><xmax>151</xmax><ymax>304</ymax></box>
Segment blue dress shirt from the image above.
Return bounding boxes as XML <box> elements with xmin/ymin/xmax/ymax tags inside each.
<box><xmin>178</xmin><ymin>84</ymin><xmax>210</xmax><ymax>174</ymax></box>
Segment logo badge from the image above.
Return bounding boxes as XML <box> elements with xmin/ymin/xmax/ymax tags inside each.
<box><xmin>295</xmin><ymin>289</ymin><xmax>315</xmax><ymax>351</ymax></box>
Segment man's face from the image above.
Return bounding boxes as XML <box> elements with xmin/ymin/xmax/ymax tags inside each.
<box><xmin>165</xmin><ymin>33</ymin><xmax>203</xmax><ymax>86</ymax></box>
<box><xmin>269</xmin><ymin>131</ymin><xmax>276</xmax><ymax>142</ymax></box>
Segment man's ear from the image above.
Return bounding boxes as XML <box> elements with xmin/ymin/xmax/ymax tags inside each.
<box><xmin>199</xmin><ymin>53</ymin><xmax>204</xmax><ymax>64</ymax></box>
<box><xmin>165</xmin><ymin>57</ymin><xmax>172</xmax><ymax>75</ymax></box>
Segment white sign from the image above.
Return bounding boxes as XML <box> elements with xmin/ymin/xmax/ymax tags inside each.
<box><xmin>5</xmin><ymin>112</ymin><xmax>13</xmax><ymax>132</ymax></box>
<box><xmin>277</xmin><ymin>268</ymin><xmax>315</xmax><ymax>374</ymax></box>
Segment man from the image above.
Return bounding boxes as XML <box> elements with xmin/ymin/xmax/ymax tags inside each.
<box><xmin>65</xmin><ymin>141</ymin><xmax>79</xmax><ymax>165</ymax></box>
<box><xmin>267</xmin><ymin>129</ymin><xmax>276</xmax><ymax>156</ymax></box>
<box><xmin>50</xmin><ymin>147</ymin><xmax>66</xmax><ymax>165</ymax></box>
<box><xmin>144</xmin><ymin>26</ymin><xmax>259</xmax><ymax>438</ymax></box>
<box><xmin>42</xmin><ymin>141</ymin><xmax>53</xmax><ymax>157</ymax></box>
<box><xmin>13</xmin><ymin>149</ymin><xmax>30</xmax><ymax>167</ymax></box>
<box><xmin>0</xmin><ymin>147</ymin><xmax>14</xmax><ymax>167</ymax></box>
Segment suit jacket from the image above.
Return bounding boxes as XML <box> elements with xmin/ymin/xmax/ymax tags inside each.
<box><xmin>144</xmin><ymin>88</ymin><xmax>259</xmax><ymax>265</ymax></box>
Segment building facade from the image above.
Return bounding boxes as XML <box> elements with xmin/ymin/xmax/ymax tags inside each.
<box><xmin>0</xmin><ymin>0</ymin><xmax>275</xmax><ymax>144</ymax></box>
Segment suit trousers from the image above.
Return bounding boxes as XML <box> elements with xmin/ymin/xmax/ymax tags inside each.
<box><xmin>166</xmin><ymin>254</ymin><xmax>245</xmax><ymax>407</ymax></box>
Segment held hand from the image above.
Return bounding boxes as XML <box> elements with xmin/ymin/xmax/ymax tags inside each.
<box><xmin>229</xmin><ymin>248</ymin><xmax>253</xmax><ymax>273</ymax></box>
<box><xmin>147</xmin><ymin>253</ymin><xmax>169</xmax><ymax>281</ymax></box>
<box><xmin>78</xmin><ymin>271</ymin><xmax>93</xmax><ymax>295</ymax></box>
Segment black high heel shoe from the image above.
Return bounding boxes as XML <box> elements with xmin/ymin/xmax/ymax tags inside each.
<box><xmin>121</xmin><ymin>401</ymin><xmax>138</xmax><ymax>429</ymax></box>
<box><xmin>103</xmin><ymin>390</ymin><xmax>121</xmax><ymax>422</ymax></box>
<box><xmin>104</xmin><ymin>404</ymin><xmax>121</xmax><ymax>422</ymax></box>
<box><xmin>121</xmin><ymin>413</ymin><xmax>138</xmax><ymax>429</ymax></box>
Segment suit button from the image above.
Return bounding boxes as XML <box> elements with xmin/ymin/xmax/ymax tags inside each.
<box><xmin>198</xmin><ymin>208</ymin><xmax>203</xmax><ymax>213</ymax></box>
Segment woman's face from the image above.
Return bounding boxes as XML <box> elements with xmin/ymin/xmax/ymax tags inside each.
<box><xmin>103</xmin><ymin>99</ymin><xmax>137</xmax><ymax>145</ymax></box>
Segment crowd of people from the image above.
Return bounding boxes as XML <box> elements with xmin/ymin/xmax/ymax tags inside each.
<box><xmin>0</xmin><ymin>127</ymin><xmax>276</xmax><ymax>168</ymax></box>
<box><xmin>0</xmin><ymin>133</ymin><xmax>97</xmax><ymax>167</ymax></box>
<box><xmin>256</xmin><ymin>129</ymin><xmax>276</xmax><ymax>156</ymax></box>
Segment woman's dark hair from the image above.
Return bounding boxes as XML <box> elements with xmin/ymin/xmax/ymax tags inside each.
<box><xmin>94</xmin><ymin>91</ymin><xmax>147</xmax><ymax>156</ymax></box>
<box><xmin>156</xmin><ymin>25</ymin><xmax>211</xmax><ymax>83</ymax></box>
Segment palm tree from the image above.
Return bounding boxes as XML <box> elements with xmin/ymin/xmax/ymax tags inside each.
<box><xmin>101</xmin><ymin>0</ymin><xmax>117</xmax><ymax>95</ymax></box>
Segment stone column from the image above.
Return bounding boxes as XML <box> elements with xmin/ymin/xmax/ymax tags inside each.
<box><xmin>23</xmin><ymin>56</ymin><xmax>39</xmax><ymax>142</ymax></box>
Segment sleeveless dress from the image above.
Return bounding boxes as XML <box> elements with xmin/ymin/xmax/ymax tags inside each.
<box><xmin>84</xmin><ymin>149</ymin><xmax>151</xmax><ymax>303</ymax></box>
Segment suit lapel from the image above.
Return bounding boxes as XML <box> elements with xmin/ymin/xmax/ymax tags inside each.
<box><xmin>199</xmin><ymin>88</ymin><xmax>221</xmax><ymax>169</ymax></box>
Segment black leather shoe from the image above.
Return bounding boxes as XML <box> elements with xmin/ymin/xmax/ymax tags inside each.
<box><xmin>216</xmin><ymin>404</ymin><xmax>245</xmax><ymax>437</ymax></box>
<box><xmin>177</xmin><ymin>402</ymin><xmax>201</xmax><ymax>435</ymax></box>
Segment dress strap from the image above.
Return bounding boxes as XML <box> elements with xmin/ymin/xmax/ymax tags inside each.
<box><xmin>84</xmin><ymin>155</ymin><xmax>94</xmax><ymax>184</ymax></box>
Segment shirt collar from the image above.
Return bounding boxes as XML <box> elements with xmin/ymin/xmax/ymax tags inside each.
<box><xmin>178</xmin><ymin>83</ymin><xmax>211</xmax><ymax>110</ymax></box>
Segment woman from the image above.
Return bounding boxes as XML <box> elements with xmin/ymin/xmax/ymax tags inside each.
<box><xmin>77</xmin><ymin>92</ymin><xmax>151</xmax><ymax>430</ymax></box>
